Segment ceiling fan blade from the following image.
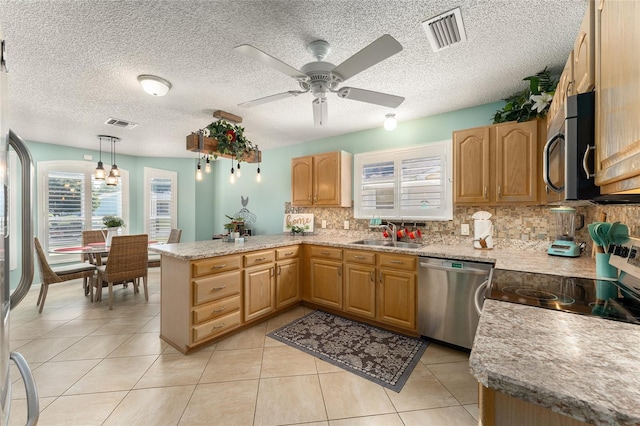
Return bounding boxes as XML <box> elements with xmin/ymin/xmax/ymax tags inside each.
<box><xmin>337</xmin><ymin>87</ymin><xmax>405</xmax><ymax>108</ymax></box>
<box><xmin>331</xmin><ymin>34</ymin><xmax>403</xmax><ymax>82</ymax></box>
<box><xmin>234</xmin><ymin>44</ymin><xmax>308</xmax><ymax>81</ymax></box>
<box><xmin>312</xmin><ymin>98</ymin><xmax>328</xmax><ymax>126</ymax></box>
<box><xmin>238</xmin><ymin>90</ymin><xmax>307</xmax><ymax>108</ymax></box>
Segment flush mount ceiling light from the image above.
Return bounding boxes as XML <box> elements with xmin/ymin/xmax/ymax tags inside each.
<box><xmin>137</xmin><ymin>74</ymin><xmax>172</xmax><ymax>96</ymax></box>
<box><xmin>384</xmin><ymin>113</ymin><xmax>397</xmax><ymax>131</ymax></box>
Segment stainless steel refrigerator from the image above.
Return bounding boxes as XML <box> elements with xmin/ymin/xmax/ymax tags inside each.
<box><xmin>1</xmin><ymin>24</ymin><xmax>39</xmax><ymax>425</ymax></box>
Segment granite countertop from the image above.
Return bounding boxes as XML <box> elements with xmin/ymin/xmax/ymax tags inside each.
<box><xmin>470</xmin><ymin>300</ymin><xmax>640</xmax><ymax>425</ymax></box>
<box><xmin>149</xmin><ymin>234</ymin><xmax>597</xmax><ymax>278</ymax></box>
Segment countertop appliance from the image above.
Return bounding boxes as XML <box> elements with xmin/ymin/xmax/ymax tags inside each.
<box><xmin>544</xmin><ymin>91</ymin><xmax>640</xmax><ymax>204</ymax></box>
<box><xmin>418</xmin><ymin>257</ymin><xmax>493</xmax><ymax>350</ymax></box>
<box><xmin>547</xmin><ymin>206</ymin><xmax>584</xmax><ymax>257</ymax></box>
<box><xmin>487</xmin><ymin>237</ymin><xmax>640</xmax><ymax>325</ymax></box>
<box><xmin>1</xmin><ymin>26</ymin><xmax>39</xmax><ymax>425</ymax></box>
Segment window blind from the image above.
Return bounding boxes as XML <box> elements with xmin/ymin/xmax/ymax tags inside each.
<box><xmin>148</xmin><ymin>177</ymin><xmax>173</xmax><ymax>241</ymax></box>
<box><xmin>47</xmin><ymin>171</ymin><xmax>86</xmax><ymax>250</ymax></box>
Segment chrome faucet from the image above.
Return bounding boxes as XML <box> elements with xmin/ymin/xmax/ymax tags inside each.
<box><xmin>379</xmin><ymin>222</ymin><xmax>397</xmax><ymax>242</ymax></box>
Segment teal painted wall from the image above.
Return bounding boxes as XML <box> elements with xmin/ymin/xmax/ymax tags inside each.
<box><xmin>212</xmin><ymin>101</ymin><xmax>503</xmax><ymax>235</ymax></box>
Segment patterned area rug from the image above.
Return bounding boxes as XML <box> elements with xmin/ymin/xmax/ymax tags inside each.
<box><xmin>268</xmin><ymin>310</ymin><xmax>428</xmax><ymax>392</ymax></box>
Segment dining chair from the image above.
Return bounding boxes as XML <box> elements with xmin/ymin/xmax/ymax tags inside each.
<box><xmin>33</xmin><ymin>237</ymin><xmax>96</xmax><ymax>313</ymax></box>
<box><xmin>94</xmin><ymin>234</ymin><xmax>149</xmax><ymax>310</ymax></box>
<box><xmin>148</xmin><ymin>228</ymin><xmax>182</xmax><ymax>268</ymax></box>
<box><xmin>80</xmin><ymin>230</ymin><xmax>108</xmax><ymax>295</ymax></box>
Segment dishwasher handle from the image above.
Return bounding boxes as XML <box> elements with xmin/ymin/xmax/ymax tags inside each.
<box><xmin>474</xmin><ymin>280</ymin><xmax>489</xmax><ymax>316</ymax></box>
<box><xmin>419</xmin><ymin>262</ymin><xmax>490</xmax><ymax>275</ymax></box>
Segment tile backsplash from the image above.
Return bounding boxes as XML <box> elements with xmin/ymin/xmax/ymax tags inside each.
<box><xmin>285</xmin><ymin>202</ymin><xmax>640</xmax><ymax>253</ymax></box>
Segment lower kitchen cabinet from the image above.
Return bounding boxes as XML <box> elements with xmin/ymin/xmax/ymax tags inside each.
<box><xmin>244</xmin><ymin>263</ymin><xmax>275</xmax><ymax>322</ymax></box>
<box><xmin>310</xmin><ymin>258</ymin><xmax>343</xmax><ymax>309</ymax></box>
<box><xmin>275</xmin><ymin>257</ymin><xmax>300</xmax><ymax>309</ymax></box>
<box><xmin>378</xmin><ymin>254</ymin><xmax>417</xmax><ymax>330</ymax></box>
<box><xmin>344</xmin><ymin>263</ymin><xmax>376</xmax><ymax>318</ymax></box>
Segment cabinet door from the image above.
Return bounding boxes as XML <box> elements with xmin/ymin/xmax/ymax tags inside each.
<box><xmin>313</xmin><ymin>152</ymin><xmax>341</xmax><ymax>206</ymax></box>
<box><xmin>344</xmin><ymin>264</ymin><xmax>376</xmax><ymax>318</ymax></box>
<box><xmin>595</xmin><ymin>0</ymin><xmax>640</xmax><ymax>193</ymax></box>
<box><xmin>377</xmin><ymin>269</ymin><xmax>416</xmax><ymax>330</ymax></box>
<box><xmin>276</xmin><ymin>258</ymin><xmax>300</xmax><ymax>309</ymax></box>
<box><xmin>244</xmin><ymin>264</ymin><xmax>275</xmax><ymax>322</ymax></box>
<box><xmin>495</xmin><ymin>121</ymin><xmax>538</xmax><ymax>203</ymax></box>
<box><xmin>310</xmin><ymin>258</ymin><xmax>343</xmax><ymax>309</ymax></box>
<box><xmin>453</xmin><ymin>126</ymin><xmax>491</xmax><ymax>204</ymax></box>
<box><xmin>291</xmin><ymin>156</ymin><xmax>313</xmax><ymax>206</ymax></box>
<box><xmin>547</xmin><ymin>52</ymin><xmax>574</xmax><ymax>130</ymax></box>
<box><xmin>574</xmin><ymin>1</ymin><xmax>595</xmax><ymax>93</ymax></box>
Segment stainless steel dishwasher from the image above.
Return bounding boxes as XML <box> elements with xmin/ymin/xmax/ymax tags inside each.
<box><xmin>418</xmin><ymin>257</ymin><xmax>493</xmax><ymax>350</ymax></box>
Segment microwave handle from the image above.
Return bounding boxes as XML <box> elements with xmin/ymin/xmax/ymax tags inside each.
<box><xmin>543</xmin><ymin>132</ymin><xmax>565</xmax><ymax>193</ymax></box>
<box><xmin>583</xmin><ymin>145</ymin><xmax>595</xmax><ymax>178</ymax></box>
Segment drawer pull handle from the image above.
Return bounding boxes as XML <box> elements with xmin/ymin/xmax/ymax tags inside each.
<box><xmin>212</xmin><ymin>307</ymin><xmax>226</xmax><ymax>313</ymax></box>
<box><xmin>254</xmin><ymin>257</ymin><xmax>266</xmax><ymax>261</ymax></box>
<box><xmin>212</xmin><ymin>264</ymin><xmax>226</xmax><ymax>269</ymax></box>
<box><xmin>390</xmin><ymin>260</ymin><xmax>403</xmax><ymax>264</ymax></box>
<box><xmin>212</xmin><ymin>323</ymin><xmax>226</xmax><ymax>330</ymax></box>
<box><xmin>354</xmin><ymin>255</ymin><xmax>365</xmax><ymax>259</ymax></box>
<box><xmin>284</xmin><ymin>252</ymin><xmax>294</xmax><ymax>256</ymax></box>
<box><xmin>320</xmin><ymin>251</ymin><xmax>331</xmax><ymax>255</ymax></box>
<box><xmin>211</xmin><ymin>285</ymin><xmax>227</xmax><ymax>291</ymax></box>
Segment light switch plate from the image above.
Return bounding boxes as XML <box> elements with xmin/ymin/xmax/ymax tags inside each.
<box><xmin>344</xmin><ymin>221</ymin><xmax>349</xmax><ymax>230</ymax></box>
<box><xmin>321</xmin><ymin>220</ymin><xmax>327</xmax><ymax>229</ymax></box>
<box><xmin>461</xmin><ymin>223</ymin><xmax>470</xmax><ymax>235</ymax></box>
<box><xmin>83</xmin><ymin>154</ymin><xmax>92</xmax><ymax>161</ymax></box>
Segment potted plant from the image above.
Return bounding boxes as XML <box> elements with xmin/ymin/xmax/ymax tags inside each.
<box><xmin>492</xmin><ymin>68</ymin><xmax>558</xmax><ymax>124</ymax></box>
<box><xmin>102</xmin><ymin>216</ymin><xmax>125</xmax><ymax>248</ymax></box>
<box><xmin>202</xmin><ymin>120</ymin><xmax>257</xmax><ymax>161</ymax></box>
<box><xmin>224</xmin><ymin>214</ymin><xmax>245</xmax><ymax>235</ymax></box>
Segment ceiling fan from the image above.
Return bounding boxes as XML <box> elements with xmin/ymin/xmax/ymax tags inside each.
<box><xmin>234</xmin><ymin>34</ymin><xmax>405</xmax><ymax>126</ymax></box>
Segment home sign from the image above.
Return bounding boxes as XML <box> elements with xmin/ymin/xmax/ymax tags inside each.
<box><xmin>283</xmin><ymin>214</ymin><xmax>314</xmax><ymax>233</ymax></box>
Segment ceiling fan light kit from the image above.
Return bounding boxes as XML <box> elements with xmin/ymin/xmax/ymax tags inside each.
<box><xmin>384</xmin><ymin>113</ymin><xmax>397</xmax><ymax>131</ymax></box>
<box><xmin>234</xmin><ymin>34</ymin><xmax>405</xmax><ymax>125</ymax></box>
<box><xmin>137</xmin><ymin>74</ymin><xmax>172</xmax><ymax>96</ymax></box>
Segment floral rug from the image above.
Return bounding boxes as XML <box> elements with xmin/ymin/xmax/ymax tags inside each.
<box><xmin>267</xmin><ymin>310</ymin><xmax>428</xmax><ymax>392</ymax></box>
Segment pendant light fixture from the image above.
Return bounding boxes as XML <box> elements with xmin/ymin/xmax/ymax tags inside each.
<box><xmin>195</xmin><ymin>159</ymin><xmax>203</xmax><ymax>181</ymax></box>
<box><xmin>204</xmin><ymin>155</ymin><xmax>211</xmax><ymax>174</ymax></box>
<box><xmin>236</xmin><ymin>161</ymin><xmax>241</xmax><ymax>178</ymax></box>
<box><xmin>110</xmin><ymin>136</ymin><xmax>120</xmax><ymax>177</ymax></box>
<box><xmin>256</xmin><ymin>145</ymin><xmax>262</xmax><ymax>183</ymax></box>
<box><xmin>104</xmin><ymin>136</ymin><xmax>120</xmax><ymax>186</ymax></box>
<box><xmin>229</xmin><ymin>159</ymin><xmax>236</xmax><ymax>184</ymax></box>
<box><xmin>95</xmin><ymin>135</ymin><xmax>106</xmax><ymax>180</ymax></box>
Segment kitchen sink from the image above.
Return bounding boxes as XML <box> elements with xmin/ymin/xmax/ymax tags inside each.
<box><xmin>350</xmin><ymin>240</ymin><xmax>423</xmax><ymax>249</ymax></box>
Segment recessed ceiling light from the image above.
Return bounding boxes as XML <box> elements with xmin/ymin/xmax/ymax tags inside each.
<box><xmin>137</xmin><ymin>75</ymin><xmax>172</xmax><ymax>96</ymax></box>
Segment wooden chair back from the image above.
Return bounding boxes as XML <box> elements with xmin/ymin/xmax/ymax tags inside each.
<box><xmin>102</xmin><ymin>234</ymin><xmax>148</xmax><ymax>283</ymax></box>
<box><xmin>34</xmin><ymin>237</ymin><xmax>64</xmax><ymax>285</ymax></box>
<box><xmin>82</xmin><ymin>230</ymin><xmax>105</xmax><ymax>263</ymax></box>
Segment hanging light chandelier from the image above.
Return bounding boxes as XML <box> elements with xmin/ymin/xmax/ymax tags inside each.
<box><xmin>95</xmin><ymin>136</ymin><xmax>107</xmax><ymax>180</ymax></box>
<box><xmin>105</xmin><ymin>136</ymin><xmax>120</xmax><ymax>186</ymax></box>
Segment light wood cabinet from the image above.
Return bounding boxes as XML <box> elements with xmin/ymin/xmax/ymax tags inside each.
<box><xmin>291</xmin><ymin>151</ymin><xmax>353</xmax><ymax>207</ymax></box>
<box><xmin>275</xmin><ymin>246</ymin><xmax>300</xmax><ymax>309</ymax></box>
<box><xmin>454</xmin><ymin>120</ymin><xmax>539</xmax><ymax>205</ymax></box>
<box><xmin>344</xmin><ymin>250</ymin><xmax>376</xmax><ymax>319</ymax></box>
<box><xmin>309</xmin><ymin>246</ymin><xmax>343</xmax><ymax>309</ymax></box>
<box><xmin>546</xmin><ymin>52</ymin><xmax>575</xmax><ymax>130</ymax></box>
<box><xmin>573</xmin><ymin>0</ymin><xmax>595</xmax><ymax>94</ymax></box>
<box><xmin>244</xmin><ymin>263</ymin><xmax>275</xmax><ymax>322</ymax></box>
<box><xmin>377</xmin><ymin>253</ymin><xmax>416</xmax><ymax>330</ymax></box>
<box><xmin>594</xmin><ymin>0</ymin><xmax>640</xmax><ymax>193</ymax></box>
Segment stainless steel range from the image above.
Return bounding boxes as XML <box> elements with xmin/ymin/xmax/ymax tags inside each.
<box><xmin>487</xmin><ymin>237</ymin><xmax>640</xmax><ymax>324</ymax></box>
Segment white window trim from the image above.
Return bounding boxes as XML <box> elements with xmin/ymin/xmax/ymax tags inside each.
<box><xmin>354</xmin><ymin>141</ymin><xmax>453</xmax><ymax>221</ymax></box>
<box><xmin>143</xmin><ymin>167</ymin><xmax>177</xmax><ymax>241</ymax></box>
<box><xmin>37</xmin><ymin>160</ymin><xmax>130</xmax><ymax>263</ymax></box>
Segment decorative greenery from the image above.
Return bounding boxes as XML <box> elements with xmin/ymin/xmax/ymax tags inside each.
<box><xmin>102</xmin><ymin>215</ymin><xmax>125</xmax><ymax>228</ymax></box>
<box><xmin>202</xmin><ymin>119</ymin><xmax>256</xmax><ymax>161</ymax></box>
<box><xmin>287</xmin><ymin>224</ymin><xmax>309</xmax><ymax>235</ymax></box>
<box><xmin>224</xmin><ymin>214</ymin><xmax>245</xmax><ymax>232</ymax></box>
<box><xmin>492</xmin><ymin>67</ymin><xmax>558</xmax><ymax>124</ymax></box>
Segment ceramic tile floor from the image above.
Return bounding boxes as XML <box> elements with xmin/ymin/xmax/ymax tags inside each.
<box><xmin>8</xmin><ymin>269</ymin><xmax>479</xmax><ymax>425</ymax></box>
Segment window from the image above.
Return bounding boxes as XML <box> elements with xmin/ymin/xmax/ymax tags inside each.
<box><xmin>143</xmin><ymin>168</ymin><xmax>177</xmax><ymax>242</ymax></box>
<box><xmin>37</xmin><ymin>161</ymin><xmax>129</xmax><ymax>262</ymax></box>
<box><xmin>354</xmin><ymin>141</ymin><xmax>452</xmax><ymax>221</ymax></box>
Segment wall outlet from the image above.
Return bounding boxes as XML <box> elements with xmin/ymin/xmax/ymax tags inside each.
<box><xmin>321</xmin><ymin>220</ymin><xmax>327</xmax><ymax>229</ymax></box>
<box><xmin>461</xmin><ymin>223</ymin><xmax>470</xmax><ymax>236</ymax></box>
<box><xmin>344</xmin><ymin>220</ymin><xmax>350</xmax><ymax>230</ymax></box>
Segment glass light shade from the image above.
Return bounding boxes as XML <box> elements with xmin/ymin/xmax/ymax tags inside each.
<box><xmin>110</xmin><ymin>164</ymin><xmax>120</xmax><ymax>177</ymax></box>
<box><xmin>95</xmin><ymin>162</ymin><xmax>106</xmax><ymax>180</ymax></box>
<box><xmin>229</xmin><ymin>167</ymin><xmax>235</xmax><ymax>184</ymax></box>
<box><xmin>137</xmin><ymin>75</ymin><xmax>172</xmax><ymax>96</ymax></box>
<box><xmin>236</xmin><ymin>162</ymin><xmax>241</xmax><ymax>178</ymax></box>
<box><xmin>195</xmin><ymin>164</ymin><xmax>203</xmax><ymax>181</ymax></box>
<box><xmin>384</xmin><ymin>114</ymin><xmax>397</xmax><ymax>131</ymax></box>
<box><xmin>105</xmin><ymin>171</ymin><xmax>118</xmax><ymax>186</ymax></box>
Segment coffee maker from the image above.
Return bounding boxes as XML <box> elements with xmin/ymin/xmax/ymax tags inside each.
<box><xmin>548</xmin><ymin>207</ymin><xmax>584</xmax><ymax>257</ymax></box>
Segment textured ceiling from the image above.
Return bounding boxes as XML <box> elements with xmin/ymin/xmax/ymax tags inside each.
<box><xmin>1</xmin><ymin>0</ymin><xmax>588</xmax><ymax>158</ymax></box>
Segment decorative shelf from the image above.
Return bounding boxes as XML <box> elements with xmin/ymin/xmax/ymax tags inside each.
<box><xmin>186</xmin><ymin>133</ymin><xmax>261</xmax><ymax>163</ymax></box>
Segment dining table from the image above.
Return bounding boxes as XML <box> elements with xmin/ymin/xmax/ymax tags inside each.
<box><xmin>51</xmin><ymin>240</ymin><xmax>160</xmax><ymax>265</ymax></box>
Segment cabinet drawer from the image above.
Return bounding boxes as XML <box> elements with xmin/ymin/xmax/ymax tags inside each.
<box><xmin>192</xmin><ymin>255</ymin><xmax>241</xmax><ymax>277</ymax></box>
<box><xmin>309</xmin><ymin>246</ymin><xmax>343</xmax><ymax>261</ymax></box>
<box><xmin>244</xmin><ymin>250</ymin><xmax>275</xmax><ymax>267</ymax></box>
<box><xmin>192</xmin><ymin>271</ymin><xmax>241</xmax><ymax>305</ymax></box>
<box><xmin>344</xmin><ymin>250</ymin><xmax>376</xmax><ymax>265</ymax></box>
<box><xmin>192</xmin><ymin>311</ymin><xmax>241</xmax><ymax>343</ymax></box>
<box><xmin>379</xmin><ymin>254</ymin><xmax>417</xmax><ymax>271</ymax></box>
<box><xmin>192</xmin><ymin>295</ymin><xmax>241</xmax><ymax>324</ymax></box>
<box><xmin>276</xmin><ymin>246</ymin><xmax>299</xmax><ymax>260</ymax></box>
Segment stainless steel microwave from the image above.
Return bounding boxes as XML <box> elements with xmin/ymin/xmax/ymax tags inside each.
<box><xmin>543</xmin><ymin>91</ymin><xmax>640</xmax><ymax>204</ymax></box>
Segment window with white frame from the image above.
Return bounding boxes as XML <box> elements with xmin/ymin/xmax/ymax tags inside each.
<box><xmin>37</xmin><ymin>161</ymin><xmax>129</xmax><ymax>261</ymax></box>
<box><xmin>143</xmin><ymin>167</ymin><xmax>177</xmax><ymax>242</ymax></box>
<box><xmin>354</xmin><ymin>141</ymin><xmax>453</xmax><ymax>221</ymax></box>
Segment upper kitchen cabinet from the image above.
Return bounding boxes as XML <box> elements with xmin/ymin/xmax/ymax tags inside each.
<box><xmin>291</xmin><ymin>151</ymin><xmax>352</xmax><ymax>207</ymax></box>
<box><xmin>546</xmin><ymin>52</ymin><xmax>575</xmax><ymax>130</ymax></box>
<box><xmin>454</xmin><ymin>120</ymin><xmax>540</xmax><ymax>205</ymax></box>
<box><xmin>595</xmin><ymin>0</ymin><xmax>640</xmax><ymax>194</ymax></box>
<box><xmin>573</xmin><ymin>0</ymin><xmax>595</xmax><ymax>93</ymax></box>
